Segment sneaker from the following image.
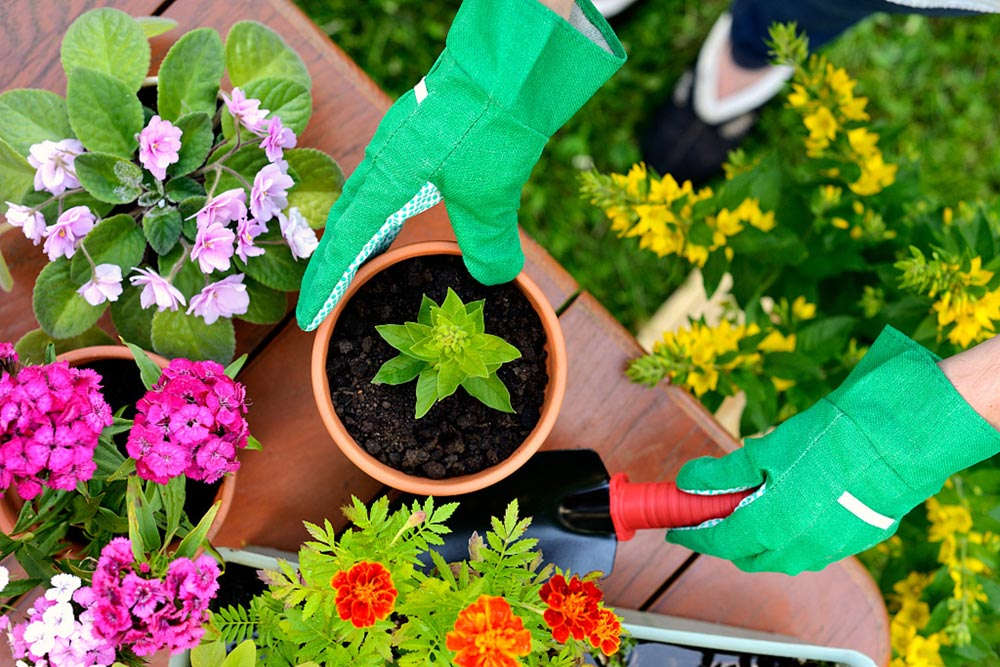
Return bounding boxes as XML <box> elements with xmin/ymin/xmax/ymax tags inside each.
<box><xmin>641</xmin><ymin>13</ymin><xmax>792</xmax><ymax>184</ymax></box>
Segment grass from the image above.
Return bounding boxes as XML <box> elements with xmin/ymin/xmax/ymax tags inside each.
<box><xmin>294</xmin><ymin>0</ymin><xmax>1000</xmax><ymax>332</ymax></box>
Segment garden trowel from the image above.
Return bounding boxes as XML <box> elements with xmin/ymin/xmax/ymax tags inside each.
<box><xmin>418</xmin><ymin>449</ymin><xmax>751</xmax><ymax>576</ymax></box>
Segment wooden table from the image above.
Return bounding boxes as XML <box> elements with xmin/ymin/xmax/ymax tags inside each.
<box><xmin>0</xmin><ymin>1</ymin><xmax>890</xmax><ymax>664</ymax></box>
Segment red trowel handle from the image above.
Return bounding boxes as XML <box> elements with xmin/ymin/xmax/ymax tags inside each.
<box><xmin>608</xmin><ymin>473</ymin><xmax>753</xmax><ymax>541</ymax></box>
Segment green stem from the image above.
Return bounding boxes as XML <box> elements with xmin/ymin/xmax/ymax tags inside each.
<box><xmin>79</xmin><ymin>243</ymin><xmax>98</xmax><ymax>273</ymax></box>
<box><xmin>217</xmin><ymin>163</ymin><xmax>252</xmax><ymax>192</ymax></box>
<box><xmin>167</xmin><ymin>241</ymin><xmax>192</xmax><ymax>283</ymax></box>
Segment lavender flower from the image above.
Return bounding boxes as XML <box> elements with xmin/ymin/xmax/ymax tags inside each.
<box><xmin>249</xmin><ymin>163</ymin><xmax>294</xmax><ymax>222</ymax></box>
<box><xmin>27</xmin><ymin>138</ymin><xmax>84</xmax><ymax>195</ymax></box>
<box><xmin>191</xmin><ymin>222</ymin><xmax>236</xmax><ymax>274</ymax></box>
<box><xmin>187</xmin><ymin>274</ymin><xmax>250</xmax><ymax>325</ymax></box>
<box><xmin>42</xmin><ymin>205</ymin><xmax>95</xmax><ymax>261</ymax></box>
<box><xmin>278</xmin><ymin>207</ymin><xmax>318</xmax><ymax>260</ymax></box>
<box><xmin>194</xmin><ymin>188</ymin><xmax>246</xmax><ymax>230</ymax></box>
<box><xmin>221</xmin><ymin>87</ymin><xmax>269</xmax><ymax>134</ymax></box>
<box><xmin>76</xmin><ymin>263</ymin><xmax>123</xmax><ymax>306</ymax></box>
<box><xmin>234</xmin><ymin>216</ymin><xmax>267</xmax><ymax>263</ymax></box>
<box><xmin>259</xmin><ymin>115</ymin><xmax>296</xmax><ymax>162</ymax></box>
<box><xmin>129</xmin><ymin>267</ymin><xmax>186</xmax><ymax>312</ymax></box>
<box><xmin>4</xmin><ymin>202</ymin><xmax>45</xmax><ymax>245</ymax></box>
<box><xmin>137</xmin><ymin>115</ymin><xmax>183</xmax><ymax>180</ymax></box>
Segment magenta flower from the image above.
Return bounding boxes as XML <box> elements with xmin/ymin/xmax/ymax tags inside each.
<box><xmin>129</xmin><ymin>267</ymin><xmax>186</xmax><ymax>312</ymax></box>
<box><xmin>187</xmin><ymin>274</ymin><xmax>250</xmax><ymax>325</ymax></box>
<box><xmin>0</xmin><ymin>359</ymin><xmax>111</xmax><ymax>499</ymax></box>
<box><xmin>234</xmin><ymin>216</ymin><xmax>266</xmax><ymax>263</ymax></box>
<box><xmin>194</xmin><ymin>188</ymin><xmax>246</xmax><ymax>230</ymax></box>
<box><xmin>27</xmin><ymin>138</ymin><xmax>84</xmax><ymax>195</ymax></box>
<box><xmin>4</xmin><ymin>202</ymin><xmax>46</xmax><ymax>245</ymax></box>
<box><xmin>76</xmin><ymin>263</ymin><xmax>123</xmax><ymax>306</ymax></box>
<box><xmin>137</xmin><ymin>115</ymin><xmax>183</xmax><ymax>181</ymax></box>
<box><xmin>250</xmin><ymin>162</ymin><xmax>294</xmax><ymax>222</ymax></box>
<box><xmin>221</xmin><ymin>87</ymin><xmax>269</xmax><ymax>134</ymax></box>
<box><xmin>42</xmin><ymin>205</ymin><xmax>95</xmax><ymax>261</ymax></box>
<box><xmin>258</xmin><ymin>115</ymin><xmax>296</xmax><ymax>162</ymax></box>
<box><xmin>191</xmin><ymin>222</ymin><xmax>236</xmax><ymax>274</ymax></box>
<box><xmin>277</xmin><ymin>207</ymin><xmax>318</xmax><ymax>260</ymax></box>
<box><xmin>0</xmin><ymin>342</ymin><xmax>15</xmax><ymax>366</ymax></box>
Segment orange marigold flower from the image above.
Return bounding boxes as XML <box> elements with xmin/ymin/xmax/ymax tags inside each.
<box><xmin>588</xmin><ymin>608</ymin><xmax>622</xmax><ymax>656</ymax></box>
<box><xmin>446</xmin><ymin>595</ymin><xmax>532</xmax><ymax>667</ymax></box>
<box><xmin>330</xmin><ymin>561</ymin><xmax>398</xmax><ymax>628</ymax></box>
<box><xmin>539</xmin><ymin>574</ymin><xmax>603</xmax><ymax>642</ymax></box>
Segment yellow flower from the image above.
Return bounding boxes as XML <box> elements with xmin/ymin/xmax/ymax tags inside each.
<box><xmin>926</xmin><ymin>497</ymin><xmax>973</xmax><ymax>542</ymax></box>
<box><xmin>891</xmin><ymin>619</ymin><xmax>917</xmax><ymax>655</ymax></box>
<box><xmin>684</xmin><ymin>243</ymin><xmax>709</xmax><ymax>267</ymax></box>
<box><xmin>943</xmin><ymin>207</ymin><xmax>954</xmax><ymax>225</ymax></box>
<box><xmin>839</xmin><ymin>95</ymin><xmax>869</xmax><ymax>121</ymax></box>
<box><xmin>895</xmin><ymin>599</ymin><xmax>930</xmax><ymax>631</ymax></box>
<box><xmin>847</xmin><ymin>128</ymin><xmax>880</xmax><ymax>158</ymax></box>
<box><xmin>605</xmin><ymin>206</ymin><xmax>633</xmax><ymax>233</ymax></box>
<box><xmin>618</xmin><ymin>162</ymin><xmax>647</xmax><ymax>198</ymax></box>
<box><xmin>788</xmin><ymin>83</ymin><xmax>810</xmax><ymax>108</ymax></box>
<box><xmin>850</xmin><ymin>152</ymin><xmax>897</xmax><ymax>196</ymax></box>
<box><xmin>892</xmin><ymin>572</ymin><xmax>931</xmax><ymax>601</ymax></box>
<box><xmin>791</xmin><ymin>296</ymin><xmax>817</xmax><ymax>320</ymax></box>
<box><xmin>905</xmin><ymin>633</ymin><xmax>944</xmax><ymax>667</ymax></box>
<box><xmin>758</xmin><ymin>331</ymin><xmax>796</xmax><ymax>353</ymax></box>
<box><xmin>687</xmin><ymin>368</ymin><xmax>719</xmax><ymax>396</ymax></box>
<box><xmin>825</xmin><ymin>63</ymin><xmax>855</xmax><ymax>98</ymax></box>
<box><xmin>772</xmin><ymin>377</ymin><xmax>795</xmax><ymax>392</ymax></box>
<box><xmin>804</xmin><ymin>106</ymin><xmax>839</xmax><ymax>142</ymax></box>
<box><xmin>819</xmin><ymin>184</ymin><xmax>842</xmax><ymax>203</ymax></box>
<box><xmin>648</xmin><ymin>173</ymin><xmax>691</xmax><ymax>204</ymax></box>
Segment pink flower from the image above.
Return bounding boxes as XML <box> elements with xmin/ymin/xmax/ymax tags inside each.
<box><xmin>221</xmin><ymin>87</ymin><xmax>269</xmax><ymax>134</ymax></box>
<box><xmin>234</xmin><ymin>216</ymin><xmax>266</xmax><ymax>263</ymax></box>
<box><xmin>194</xmin><ymin>188</ymin><xmax>246</xmax><ymax>230</ymax></box>
<box><xmin>27</xmin><ymin>138</ymin><xmax>84</xmax><ymax>195</ymax></box>
<box><xmin>137</xmin><ymin>115</ymin><xmax>183</xmax><ymax>181</ymax></box>
<box><xmin>76</xmin><ymin>263</ymin><xmax>123</xmax><ymax>306</ymax></box>
<box><xmin>249</xmin><ymin>163</ymin><xmax>294</xmax><ymax>222</ymax></box>
<box><xmin>258</xmin><ymin>116</ymin><xmax>296</xmax><ymax>162</ymax></box>
<box><xmin>4</xmin><ymin>202</ymin><xmax>46</xmax><ymax>245</ymax></box>
<box><xmin>0</xmin><ymin>342</ymin><xmax>16</xmax><ymax>365</ymax></box>
<box><xmin>42</xmin><ymin>205</ymin><xmax>95</xmax><ymax>261</ymax></box>
<box><xmin>187</xmin><ymin>274</ymin><xmax>250</xmax><ymax>325</ymax></box>
<box><xmin>191</xmin><ymin>222</ymin><xmax>236</xmax><ymax>274</ymax></box>
<box><xmin>277</xmin><ymin>207</ymin><xmax>318</xmax><ymax>260</ymax></box>
<box><xmin>129</xmin><ymin>267</ymin><xmax>186</xmax><ymax>312</ymax></box>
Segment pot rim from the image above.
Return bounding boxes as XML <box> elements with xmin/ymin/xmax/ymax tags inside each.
<box><xmin>311</xmin><ymin>241</ymin><xmax>568</xmax><ymax>495</ymax></box>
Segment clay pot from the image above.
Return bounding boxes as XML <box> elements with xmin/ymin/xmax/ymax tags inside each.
<box><xmin>0</xmin><ymin>345</ymin><xmax>236</xmax><ymax>542</ymax></box>
<box><xmin>311</xmin><ymin>241</ymin><xmax>567</xmax><ymax>495</ymax></box>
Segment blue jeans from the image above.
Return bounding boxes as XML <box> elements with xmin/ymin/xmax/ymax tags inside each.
<box><xmin>730</xmin><ymin>0</ymin><xmax>979</xmax><ymax>68</ymax></box>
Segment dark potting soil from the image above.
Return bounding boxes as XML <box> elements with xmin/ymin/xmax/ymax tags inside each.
<box><xmin>82</xmin><ymin>358</ymin><xmax>221</xmax><ymax>520</ymax></box>
<box><xmin>210</xmin><ymin>562</ymin><xmax>269</xmax><ymax>613</ymax></box>
<box><xmin>326</xmin><ymin>254</ymin><xmax>548</xmax><ymax>479</ymax></box>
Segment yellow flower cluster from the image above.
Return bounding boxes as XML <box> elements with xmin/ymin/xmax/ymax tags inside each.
<box><xmin>926</xmin><ymin>497</ymin><xmax>991</xmax><ymax>609</ymax></box>
<box><xmin>788</xmin><ymin>58</ymin><xmax>896</xmax><ymax>196</ymax></box>
<box><xmin>652</xmin><ymin>320</ymin><xmax>796</xmax><ymax>396</ymax></box>
<box><xmin>930</xmin><ymin>258</ymin><xmax>1000</xmax><ymax>347</ymax></box>
<box><xmin>888</xmin><ymin>572</ymin><xmax>946</xmax><ymax>667</ymax></box>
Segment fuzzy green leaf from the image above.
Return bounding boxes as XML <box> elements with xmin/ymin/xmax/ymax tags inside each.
<box><xmin>241</xmin><ymin>276</ymin><xmax>288</xmax><ymax>324</ymax></box>
<box><xmin>143</xmin><ymin>205</ymin><xmax>182</xmax><ymax>255</ymax></box>
<box><xmin>225</xmin><ymin>21</ymin><xmax>311</xmax><ymax>88</ymax></box>
<box><xmin>151</xmin><ymin>310</ymin><xmax>235</xmax><ymax>363</ymax></box>
<box><xmin>222</xmin><ymin>77</ymin><xmax>312</xmax><ymax>137</ymax></box>
<box><xmin>212</xmin><ymin>144</ymin><xmax>269</xmax><ymax>195</ymax></box>
<box><xmin>0</xmin><ymin>136</ymin><xmax>34</xmax><ymax>205</ymax></box>
<box><xmin>285</xmin><ymin>148</ymin><xmax>342</xmax><ymax>229</ymax></box>
<box><xmin>74</xmin><ymin>152</ymin><xmax>143</xmax><ymax>204</ymax></box>
<box><xmin>0</xmin><ymin>89</ymin><xmax>73</xmax><ymax>155</ymax></box>
<box><xmin>164</xmin><ymin>176</ymin><xmax>205</xmax><ymax>202</ymax></box>
<box><xmin>158</xmin><ymin>245</ymin><xmax>206</xmax><ymax>300</ymax></box>
<box><xmin>372</xmin><ymin>354</ymin><xmax>425</xmax><ymax>385</ymax></box>
<box><xmin>61</xmin><ymin>8</ymin><xmax>150</xmax><ymax>92</ymax></box>
<box><xmin>135</xmin><ymin>16</ymin><xmax>178</xmax><ymax>38</ymax></box>
<box><xmin>110</xmin><ymin>285</ymin><xmax>154</xmax><ymax>350</ymax></box>
<box><xmin>462</xmin><ymin>374</ymin><xmax>515</xmax><ymax>413</ymax></box>
<box><xmin>415</xmin><ymin>369</ymin><xmax>438</xmax><ymax>418</ymax></box>
<box><xmin>156</xmin><ymin>28</ymin><xmax>224</xmax><ymax>122</ymax></box>
<box><xmin>66</xmin><ymin>68</ymin><xmax>142</xmax><ymax>157</ymax></box>
<box><xmin>235</xmin><ymin>240</ymin><xmax>305</xmax><ymax>292</ymax></box>
<box><xmin>33</xmin><ymin>259</ymin><xmax>105</xmax><ymax>338</ymax></box>
<box><xmin>70</xmin><ymin>214</ymin><xmax>146</xmax><ymax>284</ymax></box>
<box><xmin>14</xmin><ymin>326</ymin><xmax>113</xmax><ymax>365</ymax></box>
<box><xmin>168</xmin><ymin>112</ymin><xmax>214</xmax><ymax>177</ymax></box>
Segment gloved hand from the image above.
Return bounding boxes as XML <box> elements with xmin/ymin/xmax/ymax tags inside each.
<box><xmin>296</xmin><ymin>0</ymin><xmax>626</xmax><ymax>331</ymax></box>
<box><xmin>667</xmin><ymin>326</ymin><xmax>1000</xmax><ymax>574</ymax></box>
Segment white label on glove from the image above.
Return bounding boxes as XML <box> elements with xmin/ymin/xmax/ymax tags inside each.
<box><xmin>414</xmin><ymin>77</ymin><xmax>428</xmax><ymax>104</ymax></box>
<box><xmin>837</xmin><ymin>491</ymin><xmax>894</xmax><ymax>530</ymax></box>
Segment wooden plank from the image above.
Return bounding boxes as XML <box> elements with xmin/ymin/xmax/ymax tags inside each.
<box><xmin>548</xmin><ymin>292</ymin><xmax>738</xmax><ymax>607</ymax></box>
<box><xmin>646</xmin><ymin>555</ymin><xmax>891</xmax><ymax>665</ymax></box>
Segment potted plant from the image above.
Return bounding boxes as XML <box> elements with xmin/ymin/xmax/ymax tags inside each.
<box><xmin>194</xmin><ymin>498</ymin><xmax>626</xmax><ymax>666</ymax></box>
<box><xmin>311</xmin><ymin>241</ymin><xmax>567</xmax><ymax>495</ymax></box>
<box><xmin>0</xmin><ymin>7</ymin><xmax>343</xmax><ymax>363</ymax></box>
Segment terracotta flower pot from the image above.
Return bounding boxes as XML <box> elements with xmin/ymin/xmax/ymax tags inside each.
<box><xmin>0</xmin><ymin>345</ymin><xmax>236</xmax><ymax>542</ymax></box>
<box><xmin>311</xmin><ymin>241</ymin><xmax>567</xmax><ymax>495</ymax></box>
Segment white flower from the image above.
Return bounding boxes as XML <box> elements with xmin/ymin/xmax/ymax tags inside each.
<box><xmin>45</xmin><ymin>573</ymin><xmax>81</xmax><ymax>603</ymax></box>
<box><xmin>4</xmin><ymin>203</ymin><xmax>46</xmax><ymax>245</ymax></box>
<box><xmin>41</xmin><ymin>602</ymin><xmax>75</xmax><ymax>638</ymax></box>
<box><xmin>0</xmin><ymin>565</ymin><xmax>8</xmax><ymax>593</ymax></box>
<box><xmin>76</xmin><ymin>264</ymin><xmax>123</xmax><ymax>306</ymax></box>
<box><xmin>277</xmin><ymin>207</ymin><xmax>318</xmax><ymax>260</ymax></box>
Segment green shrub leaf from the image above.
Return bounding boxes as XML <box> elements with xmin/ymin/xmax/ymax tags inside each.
<box><xmin>14</xmin><ymin>326</ymin><xmax>113</xmax><ymax>365</ymax></box>
<box><xmin>151</xmin><ymin>310</ymin><xmax>235</xmax><ymax>363</ymax></box>
<box><xmin>135</xmin><ymin>16</ymin><xmax>178</xmax><ymax>38</ymax></box>
<box><xmin>164</xmin><ymin>176</ymin><xmax>205</xmax><ymax>202</ymax></box>
<box><xmin>110</xmin><ymin>285</ymin><xmax>154</xmax><ymax>350</ymax></box>
<box><xmin>285</xmin><ymin>148</ymin><xmax>343</xmax><ymax>229</ymax></box>
<box><xmin>61</xmin><ymin>8</ymin><xmax>150</xmax><ymax>92</ymax></box>
<box><xmin>372</xmin><ymin>355</ymin><xmax>425</xmax><ymax>385</ymax></box>
<box><xmin>167</xmin><ymin>112</ymin><xmax>214</xmax><ymax>178</ymax></box>
<box><xmin>74</xmin><ymin>152</ymin><xmax>143</xmax><ymax>204</ymax></box>
<box><xmin>0</xmin><ymin>136</ymin><xmax>35</xmax><ymax>205</ymax></box>
<box><xmin>235</xmin><ymin>238</ymin><xmax>305</xmax><ymax>292</ymax></box>
<box><xmin>241</xmin><ymin>277</ymin><xmax>287</xmax><ymax>324</ymax></box>
<box><xmin>462</xmin><ymin>374</ymin><xmax>514</xmax><ymax>413</ymax></box>
<box><xmin>33</xmin><ymin>259</ymin><xmax>106</xmax><ymax>338</ymax></box>
<box><xmin>225</xmin><ymin>21</ymin><xmax>311</xmax><ymax>88</ymax></box>
<box><xmin>157</xmin><ymin>28</ymin><xmax>224</xmax><ymax>122</ymax></box>
<box><xmin>70</xmin><ymin>214</ymin><xmax>146</xmax><ymax>284</ymax></box>
<box><xmin>67</xmin><ymin>68</ymin><xmax>142</xmax><ymax>157</ymax></box>
<box><xmin>222</xmin><ymin>76</ymin><xmax>311</xmax><ymax>137</ymax></box>
<box><xmin>212</xmin><ymin>144</ymin><xmax>269</xmax><ymax>195</ymax></box>
<box><xmin>143</xmin><ymin>205</ymin><xmax>182</xmax><ymax>255</ymax></box>
<box><xmin>0</xmin><ymin>89</ymin><xmax>73</xmax><ymax>155</ymax></box>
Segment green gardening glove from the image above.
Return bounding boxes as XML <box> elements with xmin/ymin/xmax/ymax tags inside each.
<box><xmin>296</xmin><ymin>0</ymin><xmax>626</xmax><ymax>331</ymax></box>
<box><xmin>667</xmin><ymin>326</ymin><xmax>1000</xmax><ymax>575</ymax></box>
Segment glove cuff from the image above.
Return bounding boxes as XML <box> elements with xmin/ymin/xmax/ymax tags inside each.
<box><xmin>828</xmin><ymin>325</ymin><xmax>1000</xmax><ymax>494</ymax></box>
<box><xmin>446</xmin><ymin>0</ymin><xmax>626</xmax><ymax>135</ymax></box>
